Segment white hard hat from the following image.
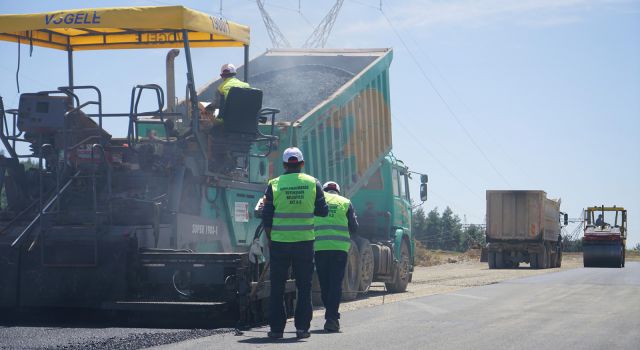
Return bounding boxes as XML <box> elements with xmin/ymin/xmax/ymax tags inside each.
<box><xmin>220</xmin><ymin>63</ymin><xmax>236</xmax><ymax>75</ymax></box>
<box><xmin>199</xmin><ymin>101</ymin><xmax>212</xmax><ymax>110</ymax></box>
<box><xmin>282</xmin><ymin>147</ymin><xmax>304</xmax><ymax>164</ymax></box>
<box><xmin>323</xmin><ymin>181</ymin><xmax>340</xmax><ymax>194</ymax></box>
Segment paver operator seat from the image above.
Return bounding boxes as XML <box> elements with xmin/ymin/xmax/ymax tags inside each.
<box><xmin>209</xmin><ymin>87</ymin><xmax>277</xmax><ymax>174</ymax></box>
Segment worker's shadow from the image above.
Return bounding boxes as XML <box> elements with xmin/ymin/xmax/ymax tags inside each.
<box><xmin>236</xmin><ymin>331</ymin><xmax>307</xmax><ymax>344</ymax></box>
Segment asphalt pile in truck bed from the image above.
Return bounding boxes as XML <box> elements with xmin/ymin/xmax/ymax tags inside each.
<box><xmin>249</xmin><ymin>64</ymin><xmax>355</xmax><ymax>122</ymax></box>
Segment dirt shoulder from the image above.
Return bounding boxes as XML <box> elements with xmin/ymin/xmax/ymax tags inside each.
<box><xmin>332</xmin><ymin>252</ymin><xmax>585</xmax><ymax>314</ymax></box>
<box><xmin>317</xmin><ymin>251</ymin><xmax>640</xmax><ymax>315</ymax></box>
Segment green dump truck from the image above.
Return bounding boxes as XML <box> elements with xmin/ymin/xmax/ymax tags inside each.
<box><xmin>195</xmin><ymin>48</ymin><xmax>428</xmax><ymax>299</ymax></box>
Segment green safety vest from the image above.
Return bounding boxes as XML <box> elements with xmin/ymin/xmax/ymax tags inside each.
<box><xmin>269</xmin><ymin>173</ymin><xmax>317</xmax><ymax>242</ymax></box>
<box><xmin>217</xmin><ymin>77</ymin><xmax>250</xmax><ymax>98</ymax></box>
<box><xmin>314</xmin><ymin>192</ymin><xmax>351</xmax><ymax>252</ymax></box>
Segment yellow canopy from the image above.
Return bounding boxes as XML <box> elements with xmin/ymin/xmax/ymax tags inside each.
<box><xmin>0</xmin><ymin>5</ymin><xmax>250</xmax><ymax>51</ymax></box>
<box><xmin>587</xmin><ymin>207</ymin><xmax>625</xmax><ymax>212</ymax></box>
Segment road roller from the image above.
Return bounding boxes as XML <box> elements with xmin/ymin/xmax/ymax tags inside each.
<box><xmin>583</xmin><ymin>206</ymin><xmax>627</xmax><ymax>268</ymax></box>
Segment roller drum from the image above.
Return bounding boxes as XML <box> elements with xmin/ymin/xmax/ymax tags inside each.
<box><xmin>583</xmin><ymin>242</ymin><xmax>623</xmax><ymax>268</ymax></box>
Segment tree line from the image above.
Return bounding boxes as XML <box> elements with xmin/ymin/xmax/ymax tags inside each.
<box><xmin>412</xmin><ymin>206</ymin><xmax>485</xmax><ymax>252</ymax></box>
<box><xmin>412</xmin><ymin>206</ymin><xmax>589</xmax><ymax>253</ymax></box>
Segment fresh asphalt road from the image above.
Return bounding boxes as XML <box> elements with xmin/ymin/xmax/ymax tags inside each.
<box><xmin>154</xmin><ymin>262</ymin><xmax>640</xmax><ymax>350</ymax></box>
<box><xmin>1</xmin><ymin>263</ymin><xmax>638</xmax><ymax>349</ymax></box>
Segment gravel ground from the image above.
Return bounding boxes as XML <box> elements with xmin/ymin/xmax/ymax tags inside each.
<box><xmin>0</xmin><ymin>327</ymin><xmax>236</xmax><ymax>350</ymax></box>
<box><xmin>333</xmin><ymin>253</ymin><xmax>585</xmax><ymax>314</ymax></box>
<box><xmin>57</xmin><ymin>329</ymin><xmax>235</xmax><ymax>350</ymax></box>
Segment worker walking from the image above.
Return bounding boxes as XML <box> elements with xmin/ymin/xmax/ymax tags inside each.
<box><xmin>262</xmin><ymin>147</ymin><xmax>328</xmax><ymax>339</ymax></box>
<box><xmin>314</xmin><ymin>181</ymin><xmax>358</xmax><ymax>333</ymax></box>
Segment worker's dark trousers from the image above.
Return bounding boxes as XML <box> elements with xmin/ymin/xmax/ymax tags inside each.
<box><xmin>314</xmin><ymin>250</ymin><xmax>348</xmax><ymax>321</ymax></box>
<box><xmin>269</xmin><ymin>240</ymin><xmax>314</xmax><ymax>332</ymax></box>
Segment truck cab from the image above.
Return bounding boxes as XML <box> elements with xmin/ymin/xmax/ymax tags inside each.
<box><xmin>350</xmin><ymin>155</ymin><xmax>419</xmax><ymax>293</ymax></box>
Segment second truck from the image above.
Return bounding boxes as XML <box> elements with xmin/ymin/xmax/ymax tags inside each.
<box><xmin>485</xmin><ymin>190</ymin><xmax>567</xmax><ymax>269</ymax></box>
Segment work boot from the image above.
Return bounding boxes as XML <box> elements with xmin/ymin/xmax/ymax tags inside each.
<box><xmin>296</xmin><ymin>329</ymin><xmax>311</xmax><ymax>339</ymax></box>
<box><xmin>267</xmin><ymin>331</ymin><xmax>283</xmax><ymax>339</ymax></box>
<box><xmin>324</xmin><ymin>319</ymin><xmax>340</xmax><ymax>332</ymax></box>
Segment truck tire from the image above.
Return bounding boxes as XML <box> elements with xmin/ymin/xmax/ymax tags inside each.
<box><xmin>530</xmin><ymin>251</ymin><xmax>538</xmax><ymax>269</ymax></box>
<box><xmin>488</xmin><ymin>251</ymin><xmax>496</xmax><ymax>269</ymax></box>
<box><xmin>385</xmin><ymin>239</ymin><xmax>410</xmax><ymax>293</ymax></box>
<box><xmin>556</xmin><ymin>250</ymin><xmax>562</xmax><ymax>268</ymax></box>
<box><xmin>549</xmin><ymin>251</ymin><xmax>557</xmax><ymax>268</ymax></box>
<box><xmin>354</xmin><ymin>237</ymin><xmax>374</xmax><ymax>294</ymax></box>
<box><xmin>480</xmin><ymin>247</ymin><xmax>489</xmax><ymax>262</ymax></box>
<box><xmin>495</xmin><ymin>251</ymin><xmax>505</xmax><ymax>269</ymax></box>
<box><xmin>539</xmin><ymin>244</ymin><xmax>549</xmax><ymax>269</ymax></box>
<box><xmin>341</xmin><ymin>241</ymin><xmax>360</xmax><ymax>301</ymax></box>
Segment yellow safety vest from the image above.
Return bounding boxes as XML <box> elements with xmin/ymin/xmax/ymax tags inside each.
<box><xmin>269</xmin><ymin>173</ymin><xmax>317</xmax><ymax>242</ymax></box>
<box><xmin>217</xmin><ymin>77</ymin><xmax>250</xmax><ymax>98</ymax></box>
<box><xmin>314</xmin><ymin>192</ymin><xmax>351</xmax><ymax>252</ymax></box>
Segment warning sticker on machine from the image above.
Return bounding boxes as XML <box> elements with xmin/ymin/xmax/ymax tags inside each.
<box><xmin>235</xmin><ymin>202</ymin><xmax>249</xmax><ymax>222</ymax></box>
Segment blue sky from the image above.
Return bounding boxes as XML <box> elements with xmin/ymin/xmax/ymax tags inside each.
<box><xmin>1</xmin><ymin>0</ymin><xmax>639</xmax><ymax>246</ymax></box>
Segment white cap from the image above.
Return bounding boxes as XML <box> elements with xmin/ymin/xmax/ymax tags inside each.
<box><xmin>199</xmin><ymin>101</ymin><xmax>212</xmax><ymax>110</ymax></box>
<box><xmin>323</xmin><ymin>181</ymin><xmax>340</xmax><ymax>194</ymax></box>
<box><xmin>282</xmin><ymin>147</ymin><xmax>304</xmax><ymax>164</ymax></box>
<box><xmin>220</xmin><ymin>63</ymin><xmax>236</xmax><ymax>75</ymax></box>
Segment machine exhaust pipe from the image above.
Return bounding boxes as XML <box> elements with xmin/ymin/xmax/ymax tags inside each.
<box><xmin>165</xmin><ymin>49</ymin><xmax>180</xmax><ymax>112</ymax></box>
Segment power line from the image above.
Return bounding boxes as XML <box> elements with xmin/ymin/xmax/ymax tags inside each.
<box><xmin>393</xmin><ymin>115</ymin><xmax>482</xmax><ymax>200</ymax></box>
<box><xmin>404</xmin><ymin>34</ymin><xmax>535</xmax><ymax>186</ymax></box>
<box><xmin>379</xmin><ymin>9</ymin><xmax>512</xmax><ymax>188</ymax></box>
<box><xmin>252</xmin><ymin>0</ymin><xmax>301</xmax><ymax>13</ymax></box>
<box><xmin>258</xmin><ymin>0</ymin><xmax>314</xmax><ymax>28</ymax></box>
<box><xmin>303</xmin><ymin>0</ymin><xmax>345</xmax><ymax>48</ymax></box>
<box><xmin>298</xmin><ymin>11</ymin><xmax>314</xmax><ymax>28</ymax></box>
<box><xmin>256</xmin><ymin>0</ymin><xmax>291</xmax><ymax>48</ymax></box>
